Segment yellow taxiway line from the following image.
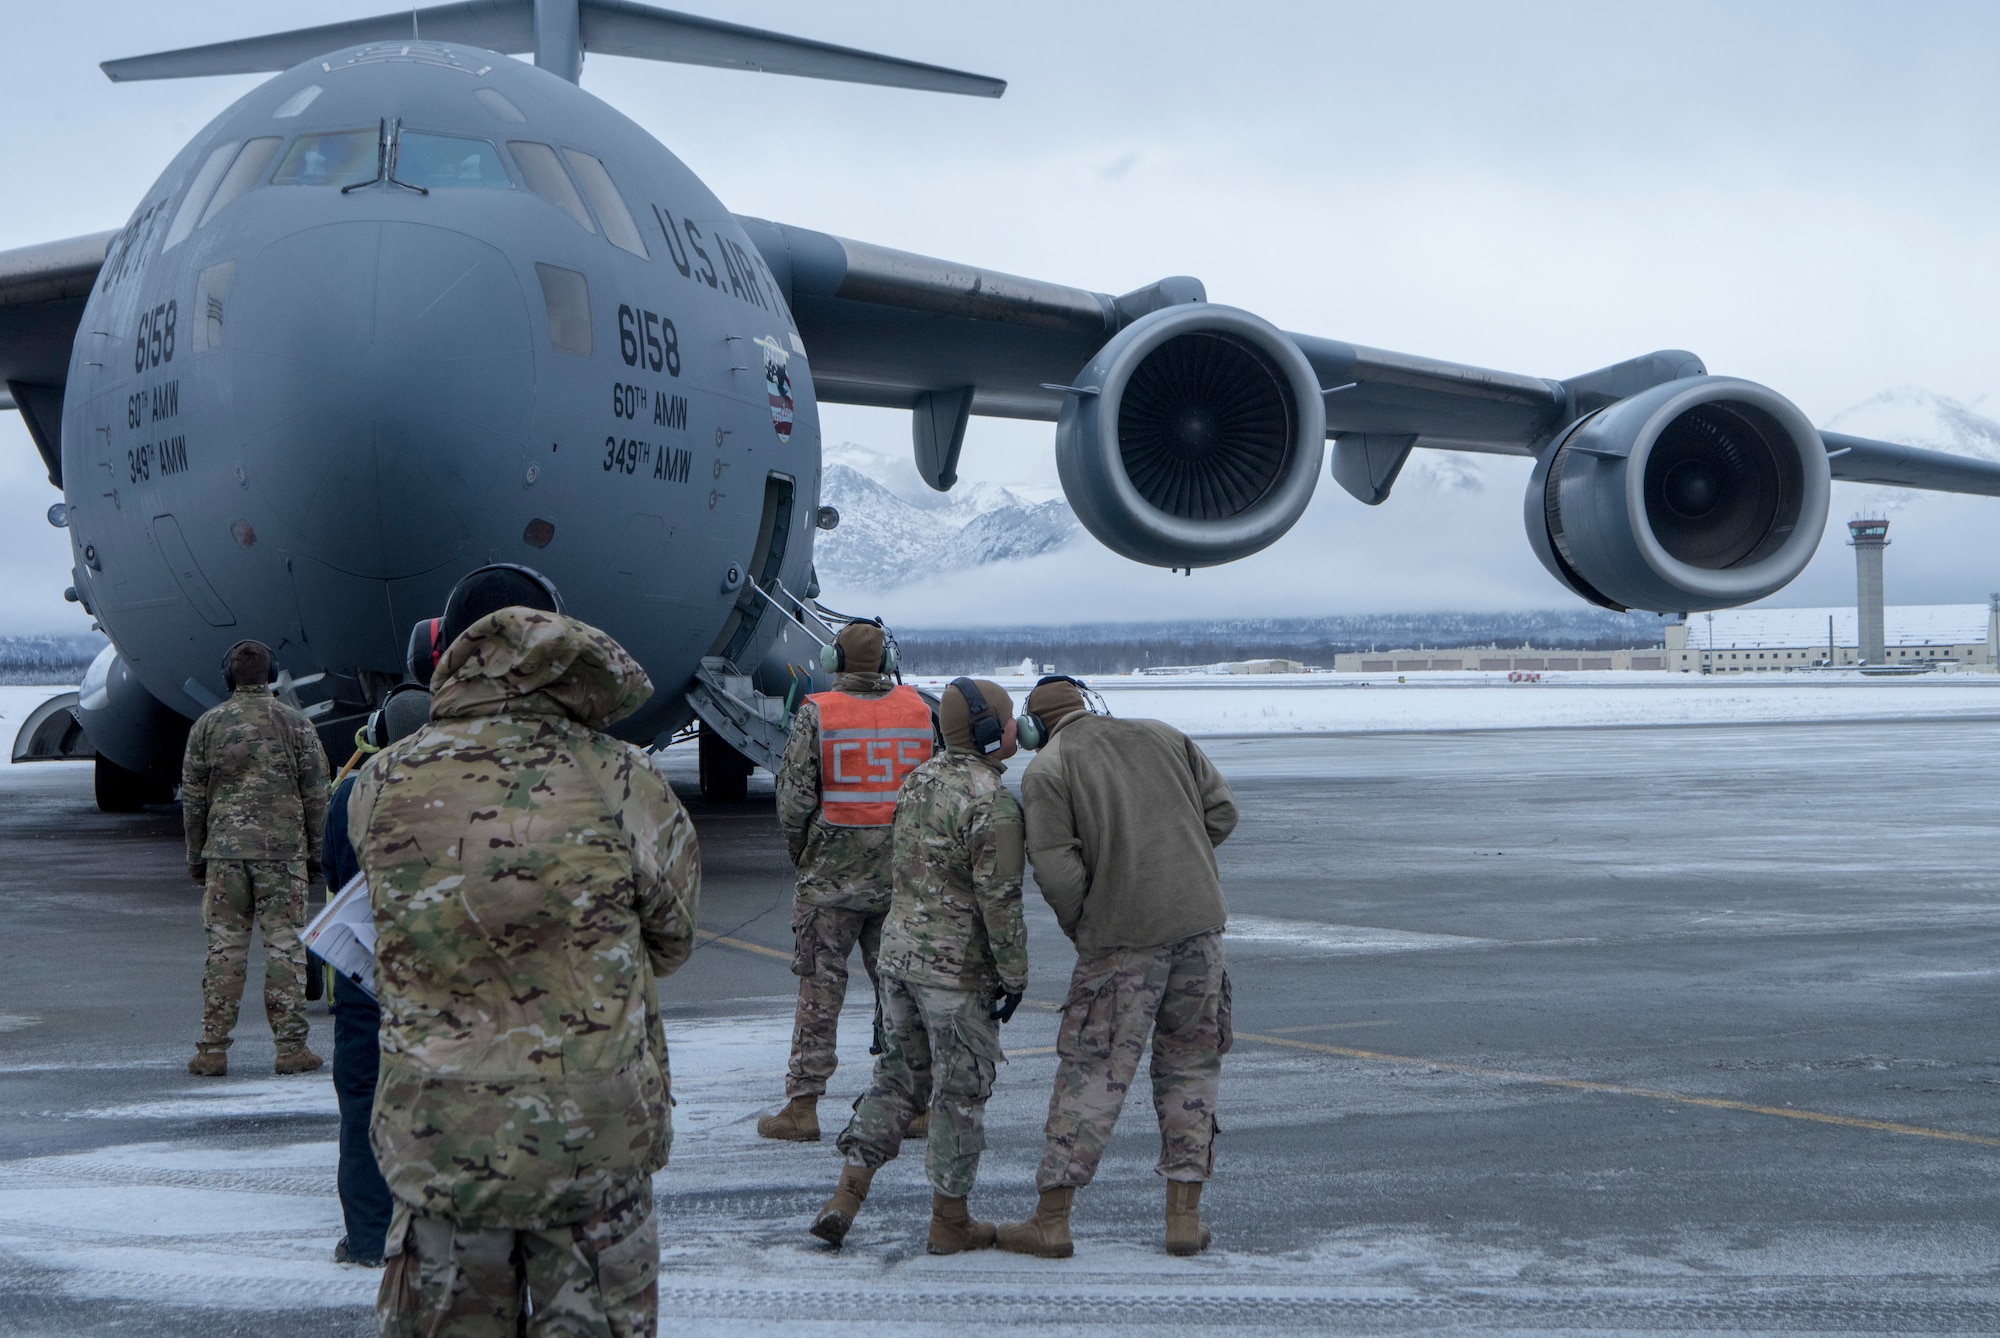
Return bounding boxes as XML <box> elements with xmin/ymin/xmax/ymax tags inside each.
<box><xmin>694</xmin><ymin>929</ymin><xmax>792</xmax><ymax>962</ymax></box>
<box><xmin>694</xmin><ymin>941</ymin><xmax>1997</xmax><ymax>1148</ymax></box>
<box><xmin>1236</xmin><ymin>1030</ymin><xmax>2000</xmax><ymax>1150</ymax></box>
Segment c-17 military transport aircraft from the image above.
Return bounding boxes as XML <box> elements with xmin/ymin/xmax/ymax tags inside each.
<box><xmin>4</xmin><ymin>0</ymin><xmax>1999</xmax><ymax>810</ymax></box>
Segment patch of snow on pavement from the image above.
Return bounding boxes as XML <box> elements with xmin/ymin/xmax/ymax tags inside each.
<box><xmin>1225</xmin><ymin>916</ymin><xmax>1492</xmax><ymax>955</ymax></box>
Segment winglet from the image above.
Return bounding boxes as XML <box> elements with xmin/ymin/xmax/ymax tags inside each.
<box><xmin>101</xmin><ymin>0</ymin><xmax>1005</xmax><ymax>96</ymax></box>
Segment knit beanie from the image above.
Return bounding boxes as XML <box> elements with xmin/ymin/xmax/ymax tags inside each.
<box><xmin>836</xmin><ymin>621</ymin><xmax>886</xmax><ymax>674</ymax></box>
<box><xmin>1026</xmin><ymin>677</ymin><xmax>1088</xmax><ymax>733</ymax></box>
<box><xmin>939</xmin><ymin>679</ymin><xmax>1013</xmax><ymax>752</ymax></box>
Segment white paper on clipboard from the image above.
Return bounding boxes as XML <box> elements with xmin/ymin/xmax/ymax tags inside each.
<box><xmin>302</xmin><ymin>872</ymin><xmax>377</xmax><ymax>999</ymax></box>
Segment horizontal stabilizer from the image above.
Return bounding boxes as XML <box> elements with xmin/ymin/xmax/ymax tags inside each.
<box><xmin>101</xmin><ymin>0</ymin><xmax>1004</xmax><ymax>97</ymax></box>
<box><xmin>578</xmin><ymin>0</ymin><xmax>1003</xmax><ymax>96</ymax></box>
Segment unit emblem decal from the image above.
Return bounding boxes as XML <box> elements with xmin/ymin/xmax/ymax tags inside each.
<box><xmin>753</xmin><ymin>335</ymin><xmax>794</xmax><ymax>444</ymax></box>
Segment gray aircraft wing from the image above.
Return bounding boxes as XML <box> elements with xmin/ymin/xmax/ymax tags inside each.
<box><xmin>0</xmin><ymin>230</ymin><xmax>114</xmax><ymax>488</ymax></box>
<box><xmin>1816</xmin><ymin>432</ymin><xmax>2000</xmax><ymax>497</ymax></box>
<box><xmin>8</xmin><ymin>221</ymin><xmax>2000</xmax><ymax>503</ymax></box>
<box><xmin>739</xmin><ymin>216</ymin><xmax>2000</xmax><ymax>500</ymax></box>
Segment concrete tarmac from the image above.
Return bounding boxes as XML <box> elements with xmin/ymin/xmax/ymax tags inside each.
<box><xmin>2</xmin><ymin>715</ymin><xmax>1998</xmax><ymax>1334</ymax></box>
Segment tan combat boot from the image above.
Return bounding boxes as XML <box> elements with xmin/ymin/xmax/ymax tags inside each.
<box><xmin>187</xmin><ymin>1048</ymin><xmax>227</xmax><ymax>1078</ymax></box>
<box><xmin>1164</xmin><ymin>1180</ymin><xmax>1212</xmax><ymax>1256</ymax></box>
<box><xmin>274</xmin><ymin>1047</ymin><xmax>324</xmax><ymax>1076</ymax></box>
<box><xmin>809</xmin><ymin>1163</ymin><xmax>877</xmax><ymax>1248</ymax></box>
<box><xmin>904</xmin><ymin>1108</ymin><xmax>929</xmax><ymax>1140</ymax></box>
<box><xmin>926</xmin><ymin>1192</ymin><xmax>996</xmax><ymax>1255</ymax></box>
<box><xmin>757</xmin><ymin>1094</ymin><xmax>820</xmax><ymax>1142</ymax></box>
<box><xmin>994</xmin><ymin>1186</ymin><xmax>1074</xmax><ymax>1259</ymax></box>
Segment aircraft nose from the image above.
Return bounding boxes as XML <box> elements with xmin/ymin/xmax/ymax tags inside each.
<box><xmin>226</xmin><ymin>221</ymin><xmax>534</xmax><ymax>581</ymax></box>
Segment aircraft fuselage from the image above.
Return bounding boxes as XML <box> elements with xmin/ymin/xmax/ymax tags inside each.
<box><xmin>63</xmin><ymin>40</ymin><xmax>820</xmax><ymax>746</ymax></box>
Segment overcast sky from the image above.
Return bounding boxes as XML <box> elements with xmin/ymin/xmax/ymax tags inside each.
<box><xmin>5</xmin><ymin>1</ymin><xmax>1999</xmax><ymax>633</ymax></box>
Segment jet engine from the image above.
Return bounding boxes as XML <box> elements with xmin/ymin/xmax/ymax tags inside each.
<box><xmin>1525</xmin><ymin>377</ymin><xmax>1830</xmax><ymax>612</ymax></box>
<box><xmin>75</xmin><ymin>645</ymin><xmax>189</xmax><ymax>810</ymax></box>
<box><xmin>1055</xmin><ymin>304</ymin><xmax>1326</xmax><ymax>567</ymax></box>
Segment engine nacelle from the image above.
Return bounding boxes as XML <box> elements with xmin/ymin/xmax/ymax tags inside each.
<box><xmin>1525</xmin><ymin>377</ymin><xmax>1830</xmax><ymax>612</ymax></box>
<box><xmin>1056</xmin><ymin>304</ymin><xmax>1325</xmax><ymax>567</ymax></box>
<box><xmin>75</xmin><ymin>644</ymin><xmax>191</xmax><ymax>782</ymax></box>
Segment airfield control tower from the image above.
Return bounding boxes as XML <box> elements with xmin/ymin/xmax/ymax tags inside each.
<box><xmin>1847</xmin><ymin>519</ymin><xmax>1890</xmax><ymax>664</ymax></box>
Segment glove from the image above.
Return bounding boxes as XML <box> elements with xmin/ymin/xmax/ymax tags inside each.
<box><xmin>188</xmin><ymin>862</ymin><xmax>206</xmax><ymax>885</ymax></box>
<box><xmin>307</xmin><ymin>858</ymin><xmax>323</xmax><ymax>883</ymax></box>
<box><xmin>990</xmin><ymin>990</ymin><xmax>1023</xmax><ymax>1024</ymax></box>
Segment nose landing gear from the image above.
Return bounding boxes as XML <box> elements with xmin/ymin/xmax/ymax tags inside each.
<box><xmin>697</xmin><ymin>724</ymin><xmax>754</xmax><ymax>804</ymax></box>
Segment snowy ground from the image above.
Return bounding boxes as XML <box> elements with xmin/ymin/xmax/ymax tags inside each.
<box><xmin>910</xmin><ymin>669</ymin><xmax>2000</xmax><ymax>735</ymax></box>
<box><xmin>14</xmin><ymin>998</ymin><xmax>1995</xmax><ymax>1334</ymax></box>
<box><xmin>10</xmin><ymin>1000</ymin><xmax>1578</xmax><ymax>1332</ymax></box>
<box><xmin>8</xmin><ymin>716</ymin><xmax>2000</xmax><ymax>1334</ymax></box>
<box><xmin>12</xmin><ymin>671</ymin><xmax>2000</xmax><ymax>773</ymax></box>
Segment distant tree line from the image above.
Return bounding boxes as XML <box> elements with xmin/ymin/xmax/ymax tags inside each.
<box><xmin>893</xmin><ymin>610</ymin><xmax>1670</xmax><ymax>676</ymax></box>
<box><xmin>0</xmin><ymin>633</ymin><xmax>108</xmax><ymax>685</ymax></box>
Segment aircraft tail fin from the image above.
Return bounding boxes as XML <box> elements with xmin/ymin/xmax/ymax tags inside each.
<box><xmin>101</xmin><ymin>0</ymin><xmax>1005</xmax><ymax>97</ymax></box>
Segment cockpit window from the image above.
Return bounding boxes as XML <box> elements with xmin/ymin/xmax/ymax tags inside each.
<box><xmin>198</xmin><ymin>137</ymin><xmax>283</xmax><ymax>227</ymax></box>
<box><xmin>508</xmin><ymin>141</ymin><xmax>595</xmax><ymax>234</ymax></box>
<box><xmin>475</xmin><ymin>88</ymin><xmax>526</xmax><ymax>124</ymax></box>
<box><xmin>561</xmin><ymin>150</ymin><xmax>648</xmax><ymax>259</ymax></box>
<box><xmin>396</xmin><ymin>133</ymin><xmax>512</xmax><ymax>190</ymax></box>
<box><xmin>162</xmin><ymin>141</ymin><xmax>237</xmax><ymax>251</ymax></box>
<box><xmin>272</xmin><ymin>85</ymin><xmax>323</xmax><ymax>119</ymax></box>
<box><xmin>272</xmin><ymin>130</ymin><xmax>378</xmax><ymax>188</ymax></box>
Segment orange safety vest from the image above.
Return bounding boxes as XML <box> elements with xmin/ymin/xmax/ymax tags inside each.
<box><xmin>813</xmin><ymin>685</ymin><xmax>934</xmax><ymax>827</ymax></box>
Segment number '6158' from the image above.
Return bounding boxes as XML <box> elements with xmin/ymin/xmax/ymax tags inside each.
<box><xmin>133</xmin><ymin>301</ymin><xmax>176</xmax><ymax>374</ymax></box>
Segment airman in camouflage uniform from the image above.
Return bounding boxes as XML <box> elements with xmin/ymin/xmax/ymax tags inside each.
<box><xmin>349</xmin><ymin>603</ymin><xmax>699</xmax><ymax>1337</ymax></box>
<box><xmin>997</xmin><ymin>676</ymin><xmax>1239</xmax><ymax>1260</ymax></box>
<box><xmin>811</xmin><ymin>679</ymin><xmax>1026</xmax><ymax>1256</ymax></box>
<box><xmin>760</xmin><ymin>620</ymin><xmax>935</xmax><ymax>1142</ymax></box>
<box><xmin>182</xmin><ymin>639</ymin><xmax>331</xmax><ymax>1078</ymax></box>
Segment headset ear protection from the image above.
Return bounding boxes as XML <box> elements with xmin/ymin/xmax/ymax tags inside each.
<box><xmin>362</xmin><ymin>682</ymin><xmax>433</xmax><ymax>749</ymax></box>
<box><xmin>950</xmin><ymin>676</ymin><xmax>1005</xmax><ymax>755</ymax></box>
<box><xmin>819</xmin><ymin>617</ymin><xmax>898</xmax><ymax>675</ymax></box>
<box><xmin>1015</xmin><ymin>674</ymin><xmax>1095</xmax><ymax>751</ymax></box>
<box><xmin>220</xmin><ymin>639</ymin><xmax>279</xmax><ymax>691</ymax></box>
<box><xmin>406</xmin><ymin>616</ymin><xmax>445</xmax><ymax>683</ymax></box>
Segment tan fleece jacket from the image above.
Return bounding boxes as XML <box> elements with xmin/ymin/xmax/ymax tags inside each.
<box><xmin>1020</xmin><ymin>714</ymin><xmax>1238</xmax><ymax>952</ymax></box>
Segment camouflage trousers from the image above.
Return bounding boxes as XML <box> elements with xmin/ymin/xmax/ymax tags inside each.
<box><xmin>785</xmin><ymin>903</ymin><xmax>885</xmax><ymax>1097</ymax></box>
<box><xmin>1036</xmin><ymin>930</ymin><xmax>1232</xmax><ymax>1190</ymax></box>
<box><xmin>377</xmin><ymin>1181</ymin><xmax>658</xmax><ymax>1338</ymax></box>
<box><xmin>198</xmin><ymin>859</ymin><xmax>309</xmax><ymax>1052</ymax></box>
<box><xmin>836</xmin><ymin>977</ymin><xmax>1001</xmax><ymax>1198</ymax></box>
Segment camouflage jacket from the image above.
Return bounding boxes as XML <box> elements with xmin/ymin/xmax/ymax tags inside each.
<box><xmin>878</xmin><ymin>748</ymin><xmax>1028</xmax><ymax>995</ymax></box>
<box><xmin>774</xmin><ymin>672</ymin><xmax>928</xmax><ymax>912</ymax></box>
<box><xmin>349</xmin><ymin>608</ymin><xmax>700</xmax><ymax>1229</ymax></box>
<box><xmin>182</xmin><ymin>687</ymin><xmax>330</xmax><ymax>863</ymax></box>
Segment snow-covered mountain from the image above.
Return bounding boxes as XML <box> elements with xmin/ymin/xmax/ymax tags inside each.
<box><xmin>813</xmin><ymin>441</ymin><xmax>1080</xmax><ymax>591</ymax></box>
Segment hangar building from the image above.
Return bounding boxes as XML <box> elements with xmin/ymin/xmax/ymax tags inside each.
<box><xmin>1665</xmin><ymin>603</ymin><xmax>2000</xmax><ymax>672</ymax></box>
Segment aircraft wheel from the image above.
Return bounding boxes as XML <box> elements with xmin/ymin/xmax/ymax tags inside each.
<box><xmin>93</xmin><ymin>754</ymin><xmax>150</xmax><ymax>813</ymax></box>
<box><xmin>698</xmin><ymin>726</ymin><xmax>753</xmax><ymax>803</ymax></box>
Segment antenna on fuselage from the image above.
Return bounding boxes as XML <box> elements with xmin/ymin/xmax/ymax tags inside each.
<box><xmin>100</xmin><ymin>0</ymin><xmax>1003</xmax><ymax>97</ymax></box>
